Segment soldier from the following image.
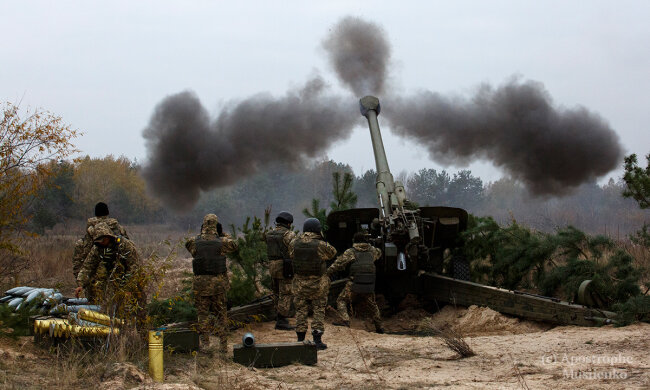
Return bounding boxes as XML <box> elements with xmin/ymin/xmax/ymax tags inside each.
<box><xmin>72</xmin><ymin>202</ymin><xmax>128</xmax><ymax>281</ymax></box>
<box><xmin>185</xmin><ymin>214</ymin><xmax>238</xmax><ymax>353</ymax></box>
<box><xmin>289</xmin><ymin>218</ymin><xmax>337</xmax><ymax>349</ymax></box>
<box><xmin>327</xmin><ymin>231</ymin><xmax>384</xmax><ymax>333</ymax></box>
<box><xmin>265</xmin><ymin>211</ymin><xmax>296</xmax><ymax>331</ymax></box>
<box><xmin>75</xmin><ymin>222</ymin><xmax>145</xmax><ymax>325</ymax></box>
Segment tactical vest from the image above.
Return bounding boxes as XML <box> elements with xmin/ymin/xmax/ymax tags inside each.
<box><xmin>192</xmin><ymin>235</ymin><xmax>227</xmax><ymax>276</ymax></box>
<box><xmin>349</xmin><ymin>249</ymin><xmax>376</xmax><ymax>293</ymax></box>
<box><xmin>292</xmin><ymin>239</ymin><xmax>326</xmax><ymax>276</ymax></box>
<box><xmin>266</xmin><ymin>228</ymin><xmax>289</xmax><ymax>260</ymax></box>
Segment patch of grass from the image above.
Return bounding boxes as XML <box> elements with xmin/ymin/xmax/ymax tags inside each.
<box><xmin>0</xmin><ymin>300</ymin><xmax>43</xmax><ymax>337</ymax></box>
<box><xmin>419</xmin><ymin>321</ymin><xmax>475</xmax><ymax>359</ymax></box>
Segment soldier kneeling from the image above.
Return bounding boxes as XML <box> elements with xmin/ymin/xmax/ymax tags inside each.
<box><xmin>327</xmin><ymin>231</ymin><xmax>384</xmax><ymax>333</ymax></box>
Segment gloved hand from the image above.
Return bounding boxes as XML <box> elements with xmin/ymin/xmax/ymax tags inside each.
<box><xmin>74</xmin><ymin>286</ymin><xmax>83</xmax><ymax>298</ymax></box>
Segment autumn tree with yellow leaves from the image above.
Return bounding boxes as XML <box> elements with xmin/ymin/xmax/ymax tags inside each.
<box><xmin>0</xmin><ymin>102</ymin><xmax>79</xmax><ymax>256</ymax></box>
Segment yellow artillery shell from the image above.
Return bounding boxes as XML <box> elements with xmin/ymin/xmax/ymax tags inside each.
<box><xmin>45</xmin><ymin>319</ymin><xmax>69</xmax><ymax>337</ymax></box>
<box><xmin>33</xmin><ymin>319</ymin><xmax>60</xmax><ymax>335</ymax></box>
<box><xmin>65</xmin><ymin>325</ymin><xmax>119</xmax><ymax>338</ymax></box>
<box><xmin>77</xmin><ymin>308</ymin><xmax>124</xmax><ymax>327</ymax></box>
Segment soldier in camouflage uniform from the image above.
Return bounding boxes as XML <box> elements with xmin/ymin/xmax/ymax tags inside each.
<box><xmin>186</xmin><ymin>214</ymin><xmax>239</xmax><ymax>353</ymax></box>
<box><xmin>75</xmin><ymin>221</ymin><xmax>145</xmax><ymax>325</ymax></box>
<box><xmin>288</xmin><ymin>218</ymin><xmax>337</xmax><ymax>349</ymax></box>
<box><xmin>72</xmin><ymin>202</ymin><xmax>128</xmax><ymax>292</ymax></box>
<box><xmin>265</xmin><ymin>211</ymin><xmax>296</xmax><ymax>331</ymax></box>
<box><xmin>327</xmin><ymin>231</ymin><xmax>384</xmax><ymax>333</ymax></box>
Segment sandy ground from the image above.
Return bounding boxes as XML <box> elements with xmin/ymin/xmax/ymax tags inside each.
<box><xmin>200</xmin><ymin>307</ymin><xmax>649</xmax><ymax>390</ymax></box>
<box><xmin>2</xmin><ymin>305</ymin><xmax>648</xmax><ymax>389</ymax></box>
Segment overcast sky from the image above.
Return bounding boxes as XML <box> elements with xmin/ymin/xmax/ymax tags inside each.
<box><xmin>2</xmin><ymin>1</ymin><xmax>649</xmax><ymax>184</ymax></box>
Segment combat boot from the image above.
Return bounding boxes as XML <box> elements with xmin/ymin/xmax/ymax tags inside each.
<box><xmin>312</xmin><ymin>330</ymin><xmax>327</xmax><ymax>350</ymax></box>
<box><xmin>275</xmin><ymin>314</ymin><xmax>295</xmax><ymax>331</ymax></box>
<box><xmin>332</xmin><ymin>320</ymin><xmax>350</xmax><ymax>327</ymax></box>
<box><xmin>297</xmin><ymin>331</ymin><xmax>306</xmax><ymax>342</ymax></box>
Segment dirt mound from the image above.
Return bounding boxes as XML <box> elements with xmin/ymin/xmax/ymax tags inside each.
<box><xmin>382</xmin><ymin>307</ymin><xmax>432</xmax><ymax>333</ymax></box>
<box><xmin>419</xmin><ymin>305</ymin><xmax>551</xmax><ymax>336</ymax></box>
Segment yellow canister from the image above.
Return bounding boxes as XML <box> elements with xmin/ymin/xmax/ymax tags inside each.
<box><xmin>148</xmin><ymin>330</ymin><xmax>164</xmax><ymax>382</ymax></box>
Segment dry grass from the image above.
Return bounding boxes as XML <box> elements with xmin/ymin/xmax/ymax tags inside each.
<box><xmin>419</xmin><ymin>322</ymin><xmax>476</xmax><ymax>359</ymax></box>
<box><xmin>509</xmin><ymin>353</ymin><xmax>531</xmax><ymax>390</ymax></box>
<box><xmin>2</xmin><ymin>222</ymin><xmax>188</xmax><ymax>295</ymax></box>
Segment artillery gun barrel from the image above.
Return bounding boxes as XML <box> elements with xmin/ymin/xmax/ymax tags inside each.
<box><xmin>359</xmin><ymin>96</ymin><xmax>396</xmax><ymax>219</ymax></box>
<box><xmin>359</xmin><ymin>96</ymin><xmax>418</xmax><ymax>243</ymax></box>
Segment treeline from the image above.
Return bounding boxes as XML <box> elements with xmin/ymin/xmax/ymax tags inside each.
<box><xmin>30</xmin><ymin>155</ymin><xmax>647</xmax><ymax>237</ymax></box>
<box><xmin>28</xmin><ymin>156</ymin><xmax>164</xmax><ymax>231</ymax></box>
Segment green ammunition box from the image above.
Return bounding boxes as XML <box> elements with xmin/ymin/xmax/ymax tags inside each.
<box><xmin>233</xmin><ymin>342</ymin><xmax>317</xmax><ymax>368</ymax></box>
<box><xmin>162</xmin><ymin>328</ymin><xmax>199</xmax><ymax>353</ymax></box>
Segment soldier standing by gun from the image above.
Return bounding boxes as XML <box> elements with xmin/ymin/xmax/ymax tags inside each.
<box><xmin>75</xmin><ymin>222</ymin><xmax>146</xmax><ymax>326</ymax></box>
<box><xmin>186</xmin><ymin>214</ymin><xmax>238</xmax><ymax>353</ymax></box>
<box><xmin>265</xmin><ymin>211</ymin><xmax>296</xmax><ymax>331</ymax></box>
<box><xmin>327</xmin><ymin>231</ymin><xmax>384</xmax><ymax>333</ymax></box>
<box><xmin>72</xmin><ymin>202</ymin><xmax>128</xmax><ymax>285</ymax></box>
<box><xmin>289</xmin><ymin>218</ymin><xmax>337</xmax><ymax>349</ymax></box>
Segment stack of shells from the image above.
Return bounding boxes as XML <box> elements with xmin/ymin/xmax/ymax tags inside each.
<box><xmin>1</xmin><ymin>287</ymin><xmax>122</xmax><ymax>340</ymax></box>
<box><xmin>34</xmin><ymin>308</ymin><xmax>122</xmax><ymax>339</ymax></box>
<box><xmin>1</xmin><ymin>286</ymin><xmax>100</xmax><ymax>314</ymax></box>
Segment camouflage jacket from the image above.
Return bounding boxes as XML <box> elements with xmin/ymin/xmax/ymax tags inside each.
<box><xmin>186</xmin><ymin>214</ymin><xmax>239</xmax><ymax>294</ymax></box>
<box><xmin>76</xmin><ymin>237</ymin><xmax>140</xmax><ymax>288</ymax></box>
<box><xmin>185</xmin><ymin>232</ymin><xmax>238</xmax><ymax>258</ymax></box>
<box><xmin>72</xmin><ymin>216</ymin><xmax>128</xmax><ymax>278</ymax></box>
<box><xmin>327</xmin><ymin>243</ymin><xmax>382</xmax><ymax>278</ymax></box>
<box><xmin>289</xmin><ymin>232</ymin><xmax>337</xmax><ymax>280</ymax></box>
<box><xmin>264</xmin><ymin>225</ymin><xmax>296</xmax><ymax>278</ymax></box>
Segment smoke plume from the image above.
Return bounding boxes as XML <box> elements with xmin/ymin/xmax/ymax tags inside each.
<box><xmin>322</xmin><ymin>16</ymin><xmax>391</xmax><ymax>96</ymax></box>
<box><xmin>141</xmin><ymin>77</ymin><xmax>357</xmax><ymax>210</ymax></box>
<box><xmin>382</xmin><ymin>79</ymin><xmax>623</xmax><ymax>195</ymax></box>
<box><xmin>143</xmin><ymin>16</ymin><xmax>624</xmax><ymax>209</ymax></box>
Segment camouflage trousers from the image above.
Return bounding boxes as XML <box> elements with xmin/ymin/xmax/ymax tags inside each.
<box><xmin>271</xmin><ymin>277</ymin><xmax>293</xmax><ymax>317</ymax></box>
<box><xmin>292</xmin><ymin>275</ymin><xmax>330</xmax><ymax>333</ymax></box>
<box><xmin>193</xmin><ymin>274</ymin><xmax>229</xmax><ymax>352</ymax></box>
<box><xmin>336</xmin><ymin>282</ymin><xmax>382</xmax><ymax>327</ymax></box>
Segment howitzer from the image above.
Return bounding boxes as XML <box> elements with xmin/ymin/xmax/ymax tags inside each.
<box><xmin>227</xmin><ymin>96</ymin><xmax>624</xmax><ymax>327</ymax></box>
<box><xmin>325</xmin><ymin>95</ymin><xmax>619</xmax><ymax>326</ymax></box>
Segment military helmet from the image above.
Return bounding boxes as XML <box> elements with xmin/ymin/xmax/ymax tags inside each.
<box><xmin>90</xmin><ymin>222</ymin><xmax>116</xmax><ymax>243</ymax></box>
<box><xmin>276</xmin><ymin>211</ymin><xmax>293</xmax><ymax>225</ymax></box>
<box><xmin>201</xmin><ymin>214</ymin><xmax>219</xmax><ymax>235</ymax></box>
<box><xmin>303</xmin><ymin>218</ymin><xmax>321</xmax><ymax>234</ymax></box>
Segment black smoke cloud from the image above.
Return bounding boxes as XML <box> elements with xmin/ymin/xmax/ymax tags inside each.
<box><xmin>322</xmin><ymin>16</ymin><xmax>391</xmax><ymax>96</ymax></box>
<box><xmin>142</xmin><ymin>77</ymin><xmax>357</xmax><ymax>210</ymax></box>
<box><xmin>143</xmin><ymin>16</ymin><xmax>624</xmax><ymax>209</ymax></box>
<box><xmin>382</xmin><ymin>79</ymin><xmax>623</xmax><ymax>195</ymax></box>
